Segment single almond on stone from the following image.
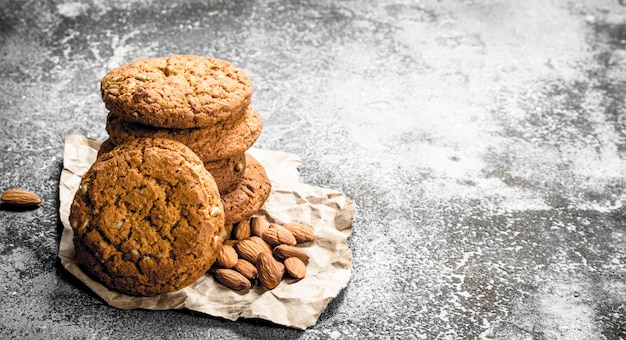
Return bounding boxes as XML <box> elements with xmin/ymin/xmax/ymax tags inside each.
<box><xmin>250</xmin><ymin>216</ymin><xmax>270</xmax><ymax>237</ymax></box>
<box><xmin>1</xmin><ymin>189</ymin><xmax>41</xmax><ymax>207</ymax></box>
<box><xmin>273</xmin><ymin>244</ymin><xmax>310</xmax><ymax>262</ymax></box>
<box><xmin>214</xmin><ymin>268</ymin><xmax>251</xmax><ymax>291</ymax></box>
<box><xmin>257</xmin><ymin>252</ymin><xmax>285</xmax><ymax>290</ymax></box>
<box><xmin>232</xmin><ymin>219</ymin><xmax>251</xmax><ymax>240</ymax></box>
<box><xmin>236</xmin><ymin>237</ymin><xmax>269</xmax><ymax>263</ymax></box>
<box><xmin>284</xmin><ymin>257</ymin><xmax>307</xmax><ymax>280</ymax></box>
<box><xmin>282</xmin><ymin>222</ymin><xmax>315</xmax><ymax>243</ymax></box>
<box><xmin>234</xmin><ymin>258</ymin><xmax>258</xmax><ymax>280</ymax></box>
<box><xmin>262</xmin><ymin>223</ymin><xmax>297</xmax><ymax>246</ymax></box>
<box><xmin>216</xmin><ymin>244</ymin><xmax>238</xmax><ymax>268</ymax></box>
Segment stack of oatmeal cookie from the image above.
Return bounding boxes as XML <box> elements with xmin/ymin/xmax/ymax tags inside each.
<box><xmin>99</xmin><ymin>55</ymin><xmax>271</xmax><ymax>229</ymax></box>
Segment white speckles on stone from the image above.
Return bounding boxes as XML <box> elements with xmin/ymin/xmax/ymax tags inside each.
<box><xmin>511</xmin><ymin>278</ymin><xmax>601</xmax><ymax>339</ymax></box>
<box><xmin>56</xmin><ymin>2</ymin><xmax>90</xmax><ymax>18</ymax></box>
<box><xmin>328</xmin><ymin>330</ymin><xmax>341</xmax><ymax>339</ymax></box>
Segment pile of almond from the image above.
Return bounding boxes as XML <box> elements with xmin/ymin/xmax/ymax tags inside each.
<box><xmin>211</xmin><ymin>216</ymin><xmax>315</xmax><ymax>291</ymax></box>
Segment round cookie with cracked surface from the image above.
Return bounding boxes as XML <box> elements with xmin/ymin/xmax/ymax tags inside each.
<box><xmin>69</xmin><ymin>137</ymin><xmax>225</xmax><ymax>296</ymax></box>
<box><xmin>106</xmin><ymin>106</ymin><xmax>263</xmax><ymax>162</ymax></box>
<box><xmin>101</xmin><ymin>55</ymin><xmax>252</xmax><ymax>129</ymax></box>
<box><xmin>221</xmin><ymin>153</ymin><xmax>272</xmax><ymax>226</ymax></box>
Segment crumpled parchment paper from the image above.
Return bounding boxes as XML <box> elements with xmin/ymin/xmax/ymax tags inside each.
<box><xmin>57</xmin><ymin>134</ymin><xmax>355</xmax><ymax>330</ymax></box>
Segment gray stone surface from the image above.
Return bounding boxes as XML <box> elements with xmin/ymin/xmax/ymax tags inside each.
<box><xmin>1</xmin><ymin>0</ymin><xmax>625</xmax><ymax>339</ymax></box>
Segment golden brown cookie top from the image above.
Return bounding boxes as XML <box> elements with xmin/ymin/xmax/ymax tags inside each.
<box><xmin>106</xmin><ymin>106</ymin><xmax>263</xmax><ymax>162</ymax></box>
<box><xmin>69</xmin><ymin>137</ymin><xmax>225</xmax><ymax>296</ymax></box>
<box><xmin>101</xmin><ymin>55</ymin><xmax>252</xmax><ymax>129</ymax></box>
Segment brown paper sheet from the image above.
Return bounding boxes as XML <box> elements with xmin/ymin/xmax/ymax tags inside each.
<box><xmin>58</xmin><ymin>134</ymin><xmax>355</xmax><ymax>330</ymax></box>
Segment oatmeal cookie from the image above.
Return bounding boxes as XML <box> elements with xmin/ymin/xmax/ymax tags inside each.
<box><xmin>106</xmin><ymin>105</ymin><xmax>262</xmax><ymax>162</ymax></box>
<box><xmin>101</xmin><ymin>55</ymin><xmax>252</xmax><ymax>129</ymax></box>
<box><xmin>69</xmin><ymin>138</ymin><xmax>225</xmax><ymax>296</ymax></box>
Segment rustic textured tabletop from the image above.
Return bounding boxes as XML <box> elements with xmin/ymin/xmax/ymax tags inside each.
<box><xmin>1</xmin><ymin>0</ymin><xmax>625</xmax><ymax>339</ymax></box>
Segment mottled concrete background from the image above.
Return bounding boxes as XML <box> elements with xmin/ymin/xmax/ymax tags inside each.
<box><xmin>1</xmin><ymin>0</ymin><xmax>626</xmax><ymax>339</ymax></box>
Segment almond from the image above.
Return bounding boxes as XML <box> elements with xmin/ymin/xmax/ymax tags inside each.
<box><xmin>273</xmin><ymin>244</ymin><xmax>310</xmax><ymax>262</ymax></box>
<box><xmin>216</xmin><ymin>245</ymin><xmax>238</xmax><ymax>268</ymax></box>
<box><xmin>282</xmin><ymin>222</ymin><xmax>315</xmax><ymax>243</ymax></box>
<box><xmin>257</xmin><ymin>252</ymin><xmax>285</xmax><ymax>289</ymax></box>
<box><xmin>250</xmin><ymin>216</ymin><xmax>270</xmax><ymax>237</ymax></box>
<box><xmin>262</xmin><ymin>223</ymin><xmax>297</xmax><ymax>246</ymax></box>
<box><xmin>1</xmin><ymin>189</ymin><xmax>41</xmax><ymax>207</ymax></box>
<box><xmin>232</xmin><ymin>219</ymin><xmax>251</xmax><ymax>240</ymax></box>
<box><xmin>284</xmin><ymin>257</ymin><xmax>307</xmax><ymax>280</ymax></box>
<box><xmin>234</xmin><ymin>258</ymin><xmax>258</xmax><ymax>280</ymax></box>
<box><xmin>248</xmin><ymin>235</ymin><xmax>273</xmax><ymax>254</ymax></box>
<box><xmin>214</xmin><ymin>268</ymin><xmax>251</xmax><ymax>291</ymax></box>
<box><xmin>236</xmin><ymin>237</ymin><xmax>269</xmax><ymax>263</ymax></box>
